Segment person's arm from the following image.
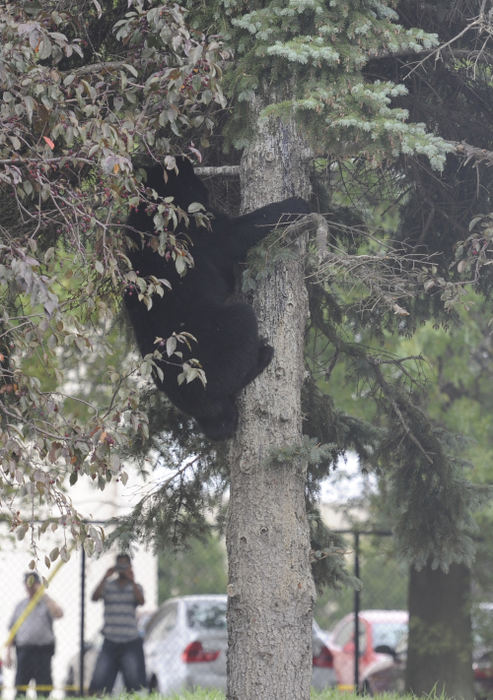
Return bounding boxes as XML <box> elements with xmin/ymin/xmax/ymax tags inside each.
<box><xmin>123</xmin><ymin>566</ymin><xmax>145</xmax><ymax>606</ymax></box>
<box><xmin>133</xmin><ymin>582</ymin><xmax>145</xmax><ymax>606</ymax></box>
<box><xmin>5</xmin><ymin>643</ymin><xmax>15</xmax><ymax>668</ymax></box>
<box><xmin>28</xmin><ymin>581</ymin><xmax>63</xmax><ymax>618</ymax></box>
<box><xmin>44</xmin><ymin>594</ymin><xmax>63</xmax><ymax>619</ymax></box>
<box><xmin>92</xmin><ymin>567</ymin><xmax>115</xmax><ymax>601</ymax></box>
<box><xmin>5</xmin><ymin>604</ymin><xmax>19</xmax><ymax>667</ymax></box>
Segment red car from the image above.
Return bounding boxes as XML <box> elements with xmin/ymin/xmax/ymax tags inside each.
<box><xmin>326</xmin><ymin>609</ymin><xmax>408</xmax><ymax>693</ymax></box>
<box><xmin>361</xmin><ymin>603</ymin><xmax>493</xmax><ymax>698</ymax></box>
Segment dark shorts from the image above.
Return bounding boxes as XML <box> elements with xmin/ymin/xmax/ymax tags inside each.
<box><xmin>15</xmin><ymin>643</ymin><xmax>55</xmax><ymax>696</ymax></box>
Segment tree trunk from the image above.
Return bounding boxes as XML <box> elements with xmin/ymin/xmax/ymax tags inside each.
<box><xmin>226</xmin><ymin>103</ymin><xmax>315</xmax><ymax>699</ymax></box>
<box><xmin>405</xmin><ymin>562</ymin><xmax>473</xmax><ymax>700</ymax></box>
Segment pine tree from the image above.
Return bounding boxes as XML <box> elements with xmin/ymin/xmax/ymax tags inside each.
<box><xmin>2</xmin><ymin>0</ymin><xmax>493</xmax><ymax>696</ymax></box>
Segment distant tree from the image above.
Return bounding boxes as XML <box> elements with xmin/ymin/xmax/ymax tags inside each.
<box><xmin>158</xmin><ymin>532</ymin><xmax>227</xmax><ymax>603</ymax></box>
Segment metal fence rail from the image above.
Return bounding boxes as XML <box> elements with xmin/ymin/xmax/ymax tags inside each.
<box><xmin>321</xmin><ymin>530</ymin><xmax>409</xmax><ymax>694</ymax></box>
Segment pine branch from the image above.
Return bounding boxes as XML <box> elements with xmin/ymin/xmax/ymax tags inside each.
<box><xmin>451</xmin><ymin>140</ymin><xmax>493</xmax><ymax>168</ymax></box>
<box><xmin>404</xmin><ymin>10</ymin><xmax>489</xmax><ymax>79</ymax></box>
<box><xmin>368</xmin><ymin>358</ymin><xmax>434</xmax><ymax>465</ymax></box>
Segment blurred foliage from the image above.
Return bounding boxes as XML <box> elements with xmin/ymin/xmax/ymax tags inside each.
<box><xmin>157</xmin><ymin>531</ymin><xmax>227</xmax><ymax>603</ymax></box>
<box><xmin>314</xmin><ymin>532</ymin><xmax>408</xmax><ymax>630</ymax></box>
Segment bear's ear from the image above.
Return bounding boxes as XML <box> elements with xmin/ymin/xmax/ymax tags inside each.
<box><xmin>171</xmin><ymin>157</ymin><xmax>209</xmax><ymax>209</ymax></box>
<box><xmin>174</xmin><ymin>156</ymin><xmax>195</xmax><ymax>178</ymax></box>
<box><xmin>142</xmin><ymin>165</ymin><xmax>168</xmax><ymax>196</ymax></box>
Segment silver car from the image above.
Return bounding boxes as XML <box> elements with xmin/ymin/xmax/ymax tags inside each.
<box><xmin>144</xmin><ymin>594</ymin><xmax>336</xmax><ymax>695</ymax></box>
<box><xmin>144</xmin><ymin>594</ymin><xmax>228</xmax><ymax>695</ymax></box>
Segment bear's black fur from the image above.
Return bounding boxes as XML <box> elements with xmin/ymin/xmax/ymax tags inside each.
<box><xmin>124</xmin><ymin>158</ymin><xmax>310</xmax><ymax>440</ymax></box>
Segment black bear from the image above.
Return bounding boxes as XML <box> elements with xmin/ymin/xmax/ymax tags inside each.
<box><xmin>124</xmin><ymin>158</ymin><xmax>310</xmax><ymax>440</ymax></box>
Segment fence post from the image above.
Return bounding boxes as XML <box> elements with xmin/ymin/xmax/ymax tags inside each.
<box><xmin>79</xmin><ymin>547</ymin><xmax>86</xmax><ymax>696</ymax></box>
<box><xmin>354</xmin><ymin>530</ymin><xmax>360</xmax><ymax>692</ymax></box>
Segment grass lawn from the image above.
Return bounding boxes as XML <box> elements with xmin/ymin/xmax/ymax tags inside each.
<box><xmin>63</xmin><ymin>690</ymin><xmax>447</xmax><ymax>700</ymax></box>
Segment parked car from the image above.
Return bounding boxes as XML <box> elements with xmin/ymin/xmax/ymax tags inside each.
<box><xmin>474</xmin><ymin>647</ymin><xmax>493</xmax><ymax>700</ymax></box>
<box><xmin>64</xmin><ymin>631</ymin><xmax>107</xmax><ymax>696</ymax></box>
<box><xmin>312</xmin><ymin>619</ymin><xmax>338</xmax><ymax>691</ymax></box>
<box><xmin>326</xmin><ymin>609</ymin><xmax>408</xmax><ymax>693</ymax></box>
<box><xmin>361</xmin><ymin>631</ymin><xmax>407</xmax><ymax>694</ymax></box>
<box><xmin>144</xmin><ymin>594</ymin><xmax>227</xmax><ymax>695</ymax></box>
<box><xmin>144</xmin><ymin>594</ymin><xmax>336</xmax><ymax>695</ymax></box>
<box><xmin>471</xmin><ymin>602</ymin><xmax>493</xmax><ymax>700</ymax></box>
<box><xmin>362</xmin><ymin>602</ymin><xmax>493</xmax><ymax>698</ymax></box>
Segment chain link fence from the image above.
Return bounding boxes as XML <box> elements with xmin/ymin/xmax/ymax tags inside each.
<box><xmin>0</xmin><ymin>523</ymin><xmax>413</xmax><ymax>697</ymax></box>
<box><xmin>315</xmin><ymin>530</ymin><xmax>409</xmax><ymax>693</ymax></box>
<box><xmin>0</xmin><ymin>522</ymin><xmax>158</xmax><ymax>698</ymax></box>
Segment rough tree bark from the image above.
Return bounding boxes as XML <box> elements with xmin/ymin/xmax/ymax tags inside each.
<box><xmin>406</xmin><ymin>562</ymin><xmax>473</xmax><ymax>700</ymax></box>
<box><xmin>226</xmin><ymin>101</ymin><xmax>315</xmax><ymax>699</ymax></box>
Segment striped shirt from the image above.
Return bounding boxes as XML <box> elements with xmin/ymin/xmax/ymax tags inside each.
<box><xmin>101</xmin><ymin>579</ymin><xmax>143</xmax><ymax>643</ymax></box>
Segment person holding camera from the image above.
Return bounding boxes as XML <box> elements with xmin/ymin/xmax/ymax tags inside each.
<box><xmin>89</xmin><ymin>553</ymin><xmax>146</xmax><ymax>694</ymax></box>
